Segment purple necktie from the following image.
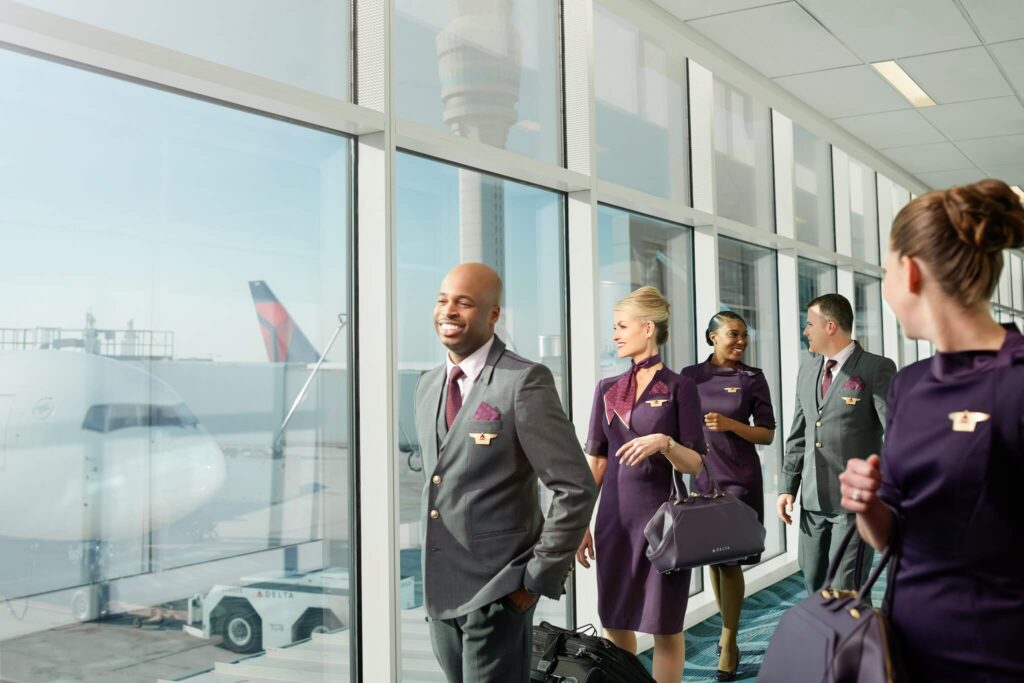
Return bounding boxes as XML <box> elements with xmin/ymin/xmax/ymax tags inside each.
<box><xmin>821</xmin><ymin>359</ymin><xmax>838</xmax><ymax>398</ymax></box>
<box><xmin>446</xmin><ymin>366</ymin><xmax>465</xmax><ymax>429</ymax></box>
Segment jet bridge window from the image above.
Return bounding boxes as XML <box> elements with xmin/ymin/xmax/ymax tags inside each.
<box><xmin>82</xmin><ymin>403</ymin><xmax>199</xmax><ymax>433</ymax></box>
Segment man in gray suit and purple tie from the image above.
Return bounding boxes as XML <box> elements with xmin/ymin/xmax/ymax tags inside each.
<box><xmin>778</xmin><ymin>293</ymin><xmax>895</xmax><ymax>597</ymax></box>
<box><xmin>415</xmin><ymin>262</ymin><xmax>596</xmax><ymax>683</ymax></box>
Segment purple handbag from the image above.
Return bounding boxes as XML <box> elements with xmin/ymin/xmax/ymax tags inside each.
<box><xmin>759</xmin><ymin>523</ymin><xmax>905</xmax><ymax>682</ymax></box>
<box><xmin>643</xmin><ymin>458</ymin><xmax>766</xmax><ymax>573</ymax></box>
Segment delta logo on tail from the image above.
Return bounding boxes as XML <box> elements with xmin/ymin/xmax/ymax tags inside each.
<box><xmin>249</xmin><ymin>281</ymin><xmax>320</xmax><ymax>363</ymax></box>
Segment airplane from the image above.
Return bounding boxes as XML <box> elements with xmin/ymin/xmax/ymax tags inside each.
<box><xmin>249</xmin><ymin>280</ymin><xmax>319</xmax><ymax>363</ymax></box>
<box><xmin>0</xmin><ymin>350</ymin><xmax>226</xmax><ymax>542</ymax></box>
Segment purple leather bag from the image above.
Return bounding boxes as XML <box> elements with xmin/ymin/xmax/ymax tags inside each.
<box><xmin>643</xmin><ymin>459</ymin><xmax>766</xmax><ymax>573</ymax></box>
<box><xmin>759</xmin><ymin>523</ymin><xmax>905</xmax><ymax>683</ymax></box>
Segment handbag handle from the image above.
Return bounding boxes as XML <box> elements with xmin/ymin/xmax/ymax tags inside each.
<box><xmin>671</xmin><ymin>452</ymin><xmax>724</xmax><ymax>503</ymax></box>
<box><xmin>824</xmin><ymin>522</ymin><xmax>898</xmax><ymax>603</ymax></box>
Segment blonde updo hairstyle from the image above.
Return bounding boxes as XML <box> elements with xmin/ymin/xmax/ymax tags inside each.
<box><xmin>890</xmin><ymin>179</ymin><xmax>1024</xmax><ymax>307</ymax></box>
<box><xmin>615</xmin><ymin>286</ymin><xmax>671</xmax><ymax>346</ymax></box>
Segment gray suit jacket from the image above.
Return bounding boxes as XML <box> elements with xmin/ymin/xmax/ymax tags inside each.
<box><xmin>415</xmin><ymin>336</ymin><xmax>596</xmax><ymax>620</ymax></box>
<box><xmin>782</xmin><ymin>343</ymin><xmax>895</xmax><ymax>514</ymax></box>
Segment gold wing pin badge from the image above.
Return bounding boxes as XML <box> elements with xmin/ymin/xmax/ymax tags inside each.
<box><xmin>948</xmin><ymin>411</ymin><xmax>990</xmax><ymax>433</ymax></box>
<box><xmin>646</xmin><ymin>399</ymin><xmax>667</xmax><ymax>407</ymax></box>
<box><xmin>470</xmin><ymin>433</ymin><xmax>498</xmax><ymax>445</ymax></box>
<box><xmin>842</xmin><ymin>397</ymin><xmax>861</xmax><ymax>405</ymax></box>
<box><xmin>724</xmin><ymin>387</ymin><xmax>741</xmax><ymax>394</ymax></box>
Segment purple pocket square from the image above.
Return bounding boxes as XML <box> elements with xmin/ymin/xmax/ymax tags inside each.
<box><xmin>649</xmin><ymin>380</ymin><xmax>670</xmax><ymax>396</ymax></box>
<box><xmin>472</xmin><ymin>402</ymin><xmax>501</xmax><ymax>421</ymax></box>
<box><xmin>841</xmin><ymin>376</ymin><xmax>865</xmax><ymax>391</ymax></box>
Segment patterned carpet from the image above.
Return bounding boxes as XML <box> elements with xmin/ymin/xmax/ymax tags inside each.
<box><xmin>638</xmin><ymin>567</ymin><xmax>888</xmax><ymax>681</ymax></box>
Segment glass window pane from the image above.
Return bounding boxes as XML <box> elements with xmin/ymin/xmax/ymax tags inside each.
<box><xmin>395</xmin><ymin>152</ymin><xmax>568</xmax><ymax>679</ymax></box>
<box><xmin>13</xmin><ymin>0</ymin><xmax>351</xmax><ymax>99</ymax></box>
<box><xmin>717</xmin><ymin>238</ymin><xmax>784</xmax><ymax>563</ymax></box>
<box><xmin>594</xmin><ymin>5</ymin><xmax>689</xmax><ymax>202</ymax></box>
<box><xmin>713</xmin><ymin>77</ymin><xmax>774</xmax><ymax>230</ymax></box>
<box><xmin>596</xmin><ymin>205</ymin><xmax>699</xmax><ymax>595</ymax></box>
<box><xmin>848</xmin><ymin>157</ymin><xmax>879</xmax><ymax>264</ymax></box>
<box><xmin>1011</xmin><ymin>254</ymin><xmax>1022</xmax><ymax>312</ymax></box>
<box><xmin>797</xmin><ymin>258</ymin><xmax>838</xmax><ymax>352</ymax></box>
<box><xmin>0</xmin><ymin>48</ymin><xmax>354</xmax><ymax>677</ymax></box>
<box><xmin>394</xmin><ymin>1</ymin><xmax>562</xmax><ymax>164</ymax></box>
<box><xmin>854</xmin><ymin>274</ymin><xmax>884</xmax><ymax>354</ymax></box>
<box><xmin>793</xmin><ymin>123</ymin><xmax>835</xmax><ymax>249</ymax></box>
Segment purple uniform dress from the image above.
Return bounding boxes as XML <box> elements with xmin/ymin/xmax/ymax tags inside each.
<box><xmin>878</xmin><ymin>324</ymin><xmax>1024</xmax><ymax>682</ymax></box>
<box><xmin>585</xmin><ymin>367</ymin><xmax>706</xmax><ymax>634</ymax></box>
<box><xmin>681</xmin><ymin>357</ymin><xmax>776</xmax><ymax>565</ymax></box>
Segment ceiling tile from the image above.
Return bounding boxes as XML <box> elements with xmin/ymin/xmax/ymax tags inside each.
<box><xmin>881</xmin><ymin>142</ymin><xmax>973</xmax><ymax>173</ymax></box>
<box><xmin>990</xmin><ymin>40</ymin><xmax>1024</xmax><ymax>95</ymax></box>
<box><xmin>775</xmin><ymin>65</ymin><xmax>910</xmax><ymax>118</ymax></box>
<box><xmin>797</xmin><ymin>0</ymin><xmax>979</xmax><ymax>61</ymax></box>
<box><xmin>957</xmin><ymin>135</ymin><xmax>1024</xmax><ymax>167</ymax></box>
<box><xmin>920</xmin><ymin>96</ymin><xmax>1024</xmax><ymax>140</ymax></box>
<box><xmin>898</xmin><ymin>47</ymin><xmax>1012</xmax><ymax>104</ymax></box>
<box><xmin>914</xmin><ymin>168</ymin><xmax>988</xmax><ymax>188</ymax></box>
<box><xmin>835</xmin><ymin>109</ymin><xmax>945</xmax><ymax>149</ymax></box>
<box><xmin>688</xmin><ymin>3</ymin><xmax>860</xmax><ymax>78</ymax></box>
<box><xmin>981</xmin><ymin>163</ymin><xmax>1024</xmax><ymax>187</ymax></box>
<box><xmin>651</xmin><ymin>0</ymin><xmax>781</xmax><ymax>21</ymax></box>
<box><xmin>960</xmin><ymin>0</ymin><xmax>1024</xmax><ymax>44</ymax></box>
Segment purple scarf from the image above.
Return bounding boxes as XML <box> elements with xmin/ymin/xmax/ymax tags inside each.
<box><xmin>605</xmin><ymin>354</ymin><xmax>662</xmax><ymax>427</ymax></box>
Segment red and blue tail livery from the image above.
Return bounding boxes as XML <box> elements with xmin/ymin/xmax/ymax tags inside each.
<box><xmin>249</xmin><ymin>281</ymin><xmax>320</xmax><ymax>363</ymax></box>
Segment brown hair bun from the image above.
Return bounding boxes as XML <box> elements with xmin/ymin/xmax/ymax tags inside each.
<box><xmin>943</xmin><ymin>179</ymin><xmax>1024</xmax><ymax>254</ymax></box>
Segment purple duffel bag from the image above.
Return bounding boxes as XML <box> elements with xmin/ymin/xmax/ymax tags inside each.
<box><xmin>759</xmin><ymin>522</ymin><xmax>907</xmax><ymax>682</ymax></box>
<box><xmin>644</xmin><ymin>459</ymin><xmax>766</xmax><ymax>572</ymax></box>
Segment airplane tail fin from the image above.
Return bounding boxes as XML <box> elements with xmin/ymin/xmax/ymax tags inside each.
<box><xmin>248</xmin><ymin>281</ymin><xmax>320</xmax><ymax>363</ymax></box>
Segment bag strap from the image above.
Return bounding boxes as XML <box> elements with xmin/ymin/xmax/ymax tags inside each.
<box><xmin>670</xmin><ymin>453</ymin><xmax>723</xmax><ymax>503</ymax></box>
<box><xmin>824</xmin><ymin>523</ymin><xmax>892</xmax><ymax>596</ymax></box>
<box><xmin>531</xmin><ymin>629</ymin><xmax>566</xmax><ymax>680</ymax></box>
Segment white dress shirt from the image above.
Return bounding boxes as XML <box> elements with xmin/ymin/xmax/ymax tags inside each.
<box><xmin>823</xmin><ymin>340</ymin><xmax>857</xmax><ymax>385</ymax></box>
<box><xmin>445</xmin><ymin>335</ymin><xmax>496</xmax><ymax>401</ymax></box>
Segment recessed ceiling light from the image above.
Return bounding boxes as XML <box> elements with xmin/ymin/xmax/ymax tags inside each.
<box><xmin>871</xmin><ymin>61</ymin><xmax>936</xmax><ymax>108</ymax></box>
<box><xmin>1011</xmin><ymin>185</ymin><xmax>1024</xmax><ymax>202</ymax></box>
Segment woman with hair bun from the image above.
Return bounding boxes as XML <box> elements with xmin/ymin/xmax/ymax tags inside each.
<box><xmin>576</xmin><ymin>286</ymin><xmax>706</xmax><ymax>683</ymax></box>
<box><xmin>680</xmin><ymin>311</ymin><xmax>776</xmax><ymax>681</ymax></box>
<box><xmin>839</xmin><ymin>179</ymin><xmax>1024</xmax><ymax>681</ymax></box>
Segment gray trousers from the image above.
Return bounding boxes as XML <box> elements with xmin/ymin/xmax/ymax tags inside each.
<box><xmin>429</xmin><ymin>598</ymin><xmax>537</xmax><ymax>683</ymax></box>
<box><xmin>798</xmin><ymin>508</ymin><xmax>874</xmax><ymax>601</ymax></box>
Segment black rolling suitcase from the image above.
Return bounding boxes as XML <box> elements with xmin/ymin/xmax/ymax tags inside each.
<box><xmin>530</xmin><ymin>621</ymin><xmax>656</xmax><ymax>682</ymax></box>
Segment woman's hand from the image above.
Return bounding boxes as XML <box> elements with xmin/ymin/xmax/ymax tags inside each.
<box><xmin>615</xmin><ymin>434</ymin><xmax>668</xmax><ymax>466</ymax></box>
<box><xmin>576</xmin><ymin>528</ymin><xmax>595</xmax><ymax>568</ymax></box>
<box><xmin>839</xmin><ymin>454</ymin><xmax>883</xmax><ymax>513</ymax></box>
<box><xmin>704</xmin><ymin>412</ymin><xmax>737</xmax><ymax>432</ymax></box>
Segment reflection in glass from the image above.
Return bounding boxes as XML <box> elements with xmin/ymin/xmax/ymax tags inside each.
<box><xmin>596</xmin><ymin>205</ymin><xmax>700</xmax><ymax>594</ymax></box>
<box><xmin>394</xmin><ymin>0</ymin><xmax>562</xmax><ymax>164</ymax></box>
<box><xmin>848</xmin><ymin>157</ymin><xmax>879</xmax><ymax>264</ymax></box>
<box><xmin>797</xmin><ymin>258</ymin><xmax>838</xmax><ymax>352</ymax></box>
<box><xmin>595</xmin><ymin>5</ymin><xmax>689</xmax><ymax>202</ymax></box>
<box><xmin>713</xmin><ymin>77</ymin><xmax>774</xmax><ymax>230</ymax></box>
<box><xmin>854</xmin><ymin>274</ymin><xmax>883</xmax><ymax>354</ymax></box>
<box><xmin>793</xmin><ymin>124</ymin><xmax>835</xmax><ymax>249</ymax></box>
<box><xmin>717</xmin><ymin>238</ymin><xmax>784</xmax><ymax>563</ymax></box>
<box><xmin>0</xmin><ymin>48</ymin><xmax>354</xmax><ymax>679</ymax></box>
<box><xmin>13</xmin><ymin>0</ymin><xmax>351</xmax><ymax>99</ymax></box>
<box><xmin>395</xmin><ymin>152</ymin><xmax>568</xmax><ymax>680</ymax></box>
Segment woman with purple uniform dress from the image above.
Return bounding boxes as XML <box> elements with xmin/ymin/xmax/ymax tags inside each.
<box><xmin>840</xmin><ymin>179</ymin><xmax>1024</xmax><ymax>681</ymax></box>
<box><xmin>575</xmin><ymin>287</ymin><xmax>706</xmax><ymax>683</ymax></box>
<box><xmin>681</xmin><ymin>311</ymin><xmax>776</xmax><ymax>681</ymax></box>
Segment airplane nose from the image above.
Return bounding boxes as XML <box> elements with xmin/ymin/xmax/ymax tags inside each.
<box><xmin>149</xmin><ymin>432</ymin><xmax>226</xmax><ymax>527</ymax></box>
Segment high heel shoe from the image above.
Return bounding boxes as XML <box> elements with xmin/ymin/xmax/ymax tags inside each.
<box><xmin>715</xmin><ymin>644</ymin><xmax>739</xmax><ymax>681</ymax></box>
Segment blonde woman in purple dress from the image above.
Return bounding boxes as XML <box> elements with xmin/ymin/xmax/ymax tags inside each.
<box><xmin>576</xmin><ymin>287</ymin><xmax>706</xmax><ymax>683</ymax></box>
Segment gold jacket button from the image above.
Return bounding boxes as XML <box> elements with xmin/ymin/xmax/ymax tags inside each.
<box><xmin>430</xmin><ymin>509</ymin><xmax>439</xmax><ymax>519</ymax></box>
<box><xmin>432</xmin><ymin>475</ymin><xmax>442</xmax><ymax>485</ymax></box>
<box><xmin>815</xmin><ymin>421</ymin><xmax>822</xmax><ymax>427</ymax></box>
<box><xmin>815</xmin><ymin>442</ymin><xmax>822</xmax><ymax>448</ymax></box>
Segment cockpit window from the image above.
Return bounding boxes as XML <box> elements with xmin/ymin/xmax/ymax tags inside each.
<box><xmin>82</xmin><ymin>403</ymin><xmax>200</xmax><ymax>433</ymax></box>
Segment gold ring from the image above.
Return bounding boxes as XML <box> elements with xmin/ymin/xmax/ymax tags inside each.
<box><xmin>852</xmin><ymin>490</ymin><xmax>862</xmax><ymax>503</ymax></box>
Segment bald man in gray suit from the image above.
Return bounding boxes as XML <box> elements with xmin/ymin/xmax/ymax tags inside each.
<box><xmin>778</xmin><ymin>294</ymin><xmax>895</xmax><ymax>597</ymax></box>
<box><xmin>415</xmin><ymin>263</ymin><xmax>596</xmax><ymax>683</ymax></box>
